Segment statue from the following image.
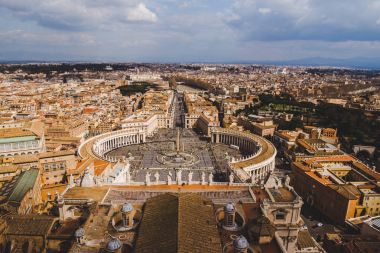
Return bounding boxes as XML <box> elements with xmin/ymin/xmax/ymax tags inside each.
<box><xmin>265</xmin><ymin>176</ymin><xmax>277</xmax><ymax>189</ymax></box>
<box><xmin>275</xmin><ymin>177</ymin><xmax>282</xmax><ymax>188</ymax></box>
<box><xmin>229</xmin><ymin>173</ymin><xmax>234</xmax><ymax>184</ymax></box>
<box><xmin>81</xmin><ymin>168</ymin><xmax>95</xmax><ymax>187</ymax></box>
<box><xmin>176</xmin><ymin>170</ymin><xmax>182</xmax><ymax>184</ymax></box>
<box><xmin>126</xmin><ymin>170</ymin><xmax>131</xmax><ymax>185</ymax></box>
<box><xmin>145</xmin><ymin>172</ymin><xmax>151</xmax><ymax>185</ymax></box>
<box><xmin>188</xmin><ymin>171</ymin><xmax>193</xmax><ymax>184</ymax></box>
<box><xmin>209</xmin><ymin>173</ymin><xmax>213</xmax><ymax>184</ymax></box>
<box><xmin>168</xmin><ymin>171</ymin><xmax>173</xmax><ymax>185</ymax></box>
<box><xmin>56</xmin><ymin>192</ymin><xmax>63</xmax><ymax>203</ymax></box>
<box><xmin>284</xmin><ymin>175</ymin><xmax>291</xmax><ymax>186</ymax></box>
<box><xmin>155</xmin><ymin>171</ymin><xmax>160</xmax><ymax>183</ymax></box>
<box><xmin>201</xmin><ymin>172</ymin><xmax>206</xmax><ymax>185</ymax></box>
<box><xmin>94</xmin><ymin>176</ymin><xmax>100</xmax><ymax>185</ymax></box>
<box><xmin>69</xmin><ymin>174</ymin><xmax>75</xmax><ymax>187</ymax></box>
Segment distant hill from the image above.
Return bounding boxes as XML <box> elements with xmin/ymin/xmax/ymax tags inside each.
<box><xmin>225</xmin><ymin>57</ymin><xmax>380</xmax><ymax>70</ymax></box>
<box><xmin>1</xmin><ymin>57</ymin><xmax>380</xmax><ymax>69</ymax></box>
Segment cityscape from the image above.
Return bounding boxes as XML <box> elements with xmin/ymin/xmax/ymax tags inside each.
<box><xmin>1</xmin><ymin>1</ymin><xmax>380</xmax><ymax>253</ymax></box>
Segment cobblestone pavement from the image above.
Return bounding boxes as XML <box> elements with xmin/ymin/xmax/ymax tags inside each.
<box><xmin>107</xmin><ymin>128</ymin><xmax>246</xmax><ymax>182</ymax></box>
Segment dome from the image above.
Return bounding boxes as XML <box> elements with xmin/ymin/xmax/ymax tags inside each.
<box><xmin>233</xmin><ymin>235</ymin><xmax>248</xmax><ymax>250</ymax></box>
<box><xmin>224</xmin><ymin>202</ymin><xmax>235</xmax><ymax>213</ymax></box>
<box><xmin>74</xmin><ymin>227</ymin><xmax>85</xmax><ymax>238</ymax></box>
<box><xmin>121</xmin><ymin>203</ymin><xmax>133</xmax><ymax>213</ymax></box>
<box><xmin>106</xmin><ymin>237</ymin><xmax>122</xmax><ymax>251</ymax></box>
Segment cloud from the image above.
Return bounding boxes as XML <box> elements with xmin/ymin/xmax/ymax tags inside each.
<box><xmin>0</xmin><ymin>29</ymin><xmax>96</xmax><ymax>45</ymax></box>
<box><xmin>1</xmin><ymin>0</ymin><xmax>380</xmax><ymax>62</ymax></box>
<box><xmin>225</xmin><ymin>0</ymin><xmax>380</xmax><ymax>41</ymax></box>
<box><xmin>0</xmin><ymin>0</ymin><xmax>157</xmax><ymax>30</ymax></box>
<box><xmin>126</xmin><ymin>3</ymin><xmax>157</xmax><ymax>23</ymax></box>
<box><xmin>258</xmin><ymin>8</ymin><xmax>271</xmax><ymax>15</ymax></box>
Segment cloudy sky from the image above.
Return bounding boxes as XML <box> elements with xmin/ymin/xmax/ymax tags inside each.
<box><xmin>1</xmin><ymin>0</ymin><xmax>380</xmax><ymax>62</ymax></box>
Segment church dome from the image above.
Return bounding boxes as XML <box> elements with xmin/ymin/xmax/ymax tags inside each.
<box><xmin>74</xmin><ymin>227</ymin><xmax>85</xmax><ymax>238</ymax></box>
<box><xmin>224</xmin><ymin>202</ymin><xmax>235</xmax><ymax>213</ymax></box>
<box><xmin>106</xmin><ymin>237</ymin><xmax>122</xmax><ymax>251</ymax></box>
<box><xmin>233</xmin><ymin>235</ymin><xmax>248</xmax><ymax>250</ymax></box>
<box><xmin>121</xmin><ymin>203</ymin><xmax>133</xmax><ymax>213</ymax></box>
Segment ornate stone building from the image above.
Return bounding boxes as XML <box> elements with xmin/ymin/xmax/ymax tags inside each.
<box><xmin>0</xmin><ymin>128</ymin><xmax>45</xmax><ymax>157</ymax></box>
<box><xmin>292</xmin><ymin>154</ymin><xmax>380</xmax><ymax>223</ymax></box>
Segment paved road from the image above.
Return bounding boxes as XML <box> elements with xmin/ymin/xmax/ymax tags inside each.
<box><xmin>174</xmin><ymin>92</ymin><xmax>185</xmax><ymax>128</ymax></box>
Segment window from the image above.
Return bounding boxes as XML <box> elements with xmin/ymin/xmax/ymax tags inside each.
<box><xmin>276</xmin><ymin>212</ymin><xmax>285</xmax><ymax>220</ymax></box>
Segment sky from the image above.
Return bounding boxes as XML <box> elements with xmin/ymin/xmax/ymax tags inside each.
<box><xmin>1</xmin><ymin>0</ymin><xmax>380</xmax><ymax>63</ymax></box>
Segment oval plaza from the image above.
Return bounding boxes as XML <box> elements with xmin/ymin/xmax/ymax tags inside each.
<box><xmin>78</xmin><ymin>90</ymin><xmax>276</xmax><ymax>186</ymax></box>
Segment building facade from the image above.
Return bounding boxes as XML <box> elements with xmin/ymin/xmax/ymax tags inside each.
<box><xmin>0</xmin><ymin>128</ymin><xmax>45</xmax><ymax>157</ymax></box>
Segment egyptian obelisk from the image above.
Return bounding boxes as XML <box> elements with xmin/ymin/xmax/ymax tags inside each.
<box><xmin>176</xmin><ymin>129</ymin><xmax>180</xmax><ymax>154</ymax></box>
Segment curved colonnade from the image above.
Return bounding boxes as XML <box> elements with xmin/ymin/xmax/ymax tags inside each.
<box><xmin>78</xmin><ymin>127</ymin><xmax>276</xmax><ymax>182</ymax></box>
<box><xmin>210</xmin><ymin>128</ymin><xmax>277</xmax><ymax>182</ymax></box>
<box><xmin>78</xmin><ymin>128</ymin><xmax>146</xmax><ymax>162</ymax></box>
